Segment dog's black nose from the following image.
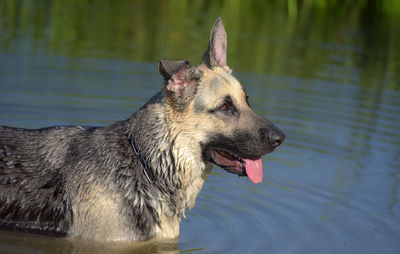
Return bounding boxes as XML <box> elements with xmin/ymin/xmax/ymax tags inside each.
<box><xmin>268</xmin><ymin>130</ymin><xmax>285</xmax><ymax>148</ymax></box>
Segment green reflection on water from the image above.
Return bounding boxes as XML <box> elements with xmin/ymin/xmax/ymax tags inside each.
<box><xmin>1</xmin><ymin>0</ymin><xmax>399</xmax><ymax>89</ymax></box>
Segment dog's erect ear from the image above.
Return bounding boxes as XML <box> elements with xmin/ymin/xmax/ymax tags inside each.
<box><xmin>202</xmin><ymin>16</ymin><xmax>231</xmax><ymax>73</ymax></box>
<box><xmin>158</xmin><ymin>60</ymin><xmax>202</xmax><ymax>99</ymax></box>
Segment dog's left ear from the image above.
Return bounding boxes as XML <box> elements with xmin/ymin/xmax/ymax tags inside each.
<box><xmin>202</xmin><ymin>16</ymin><xmax>231</xmax><ymax>73</ymax></box>
<box><xmin>158</xmin><ymin>60</ymin><xmax>202</xmax><ymax>100</ymax></box>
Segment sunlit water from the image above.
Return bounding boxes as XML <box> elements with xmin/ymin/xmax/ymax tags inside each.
<box><xmin>1</xmin><ymin>1</ymin><xmax>400</xmax><ymax>254</ymax></box>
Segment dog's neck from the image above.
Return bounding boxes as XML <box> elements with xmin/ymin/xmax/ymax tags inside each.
<box><xmin>126</xmin><ymin>94</ymin><xmax>212</xmax><ymax>235</ymax></box>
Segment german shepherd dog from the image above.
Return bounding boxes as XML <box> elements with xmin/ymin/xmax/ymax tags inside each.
<box><xmin>0</xmin><ymin>17</ymin><xmax>285</xmax><ymax>241</ymax></box>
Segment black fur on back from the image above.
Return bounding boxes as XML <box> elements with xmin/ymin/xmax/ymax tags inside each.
<box><xmin>0</xmin><ymin>126</ymin><xmax>75</xmax><ymax>235</ymax></box>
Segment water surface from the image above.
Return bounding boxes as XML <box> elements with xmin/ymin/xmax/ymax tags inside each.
<box><xmin>1</xmin><ymin>1</ymin><xmax>400</xmax><ymax>253</ymax></box>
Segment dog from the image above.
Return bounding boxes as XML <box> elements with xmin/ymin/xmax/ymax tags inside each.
<box><xmin>0</xmin><ymin>17</ymin><xmax>285</xmax><ymax>241</ymax></box>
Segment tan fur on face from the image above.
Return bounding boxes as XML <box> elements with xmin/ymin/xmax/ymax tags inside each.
<box><xmin>164</xmin><ymin>65</ymin><xmax>250</xmax><ymax>173</ymax></box>
<box><xmin>198</xmin><ymin>66</ymin><xmax>246</xmax><ymax>104</ymax></box>
<box><xmin>176</xmin><ymin>65</ymin><xmax>250</xmax><ymax>138</ymax></box>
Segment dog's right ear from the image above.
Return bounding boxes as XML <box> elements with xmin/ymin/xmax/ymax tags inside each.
<box><xmin>158</xmin><ymin>60</ymin><xmax>202</xmax><ymax>102</ymax></box>
<box><xmin>202</xmin><ymin>16</ymin><xmax>231</xmax><ymax>73</ymax></box>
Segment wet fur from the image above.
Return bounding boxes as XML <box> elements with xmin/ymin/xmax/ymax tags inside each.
<box><xmin>0</xmin><ymin>17</ymin><xmax>284</xmax><ymax>241</ymax></box>
<box><xmin>0</xmin><ymin>93</ymin><xmax>210</xmax><ymax>241</ymax></box>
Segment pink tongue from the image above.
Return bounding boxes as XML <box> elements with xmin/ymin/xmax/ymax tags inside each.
<box><xmin>243</xmin><ymin>158</ymin><xmax>263</xmax><ymax>184</ymax></box>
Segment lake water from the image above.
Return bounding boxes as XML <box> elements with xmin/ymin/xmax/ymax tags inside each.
<box><xmin>1</xmin><ymin>1</ymin><xmax>400</xmax><ymax>253</ymax></box>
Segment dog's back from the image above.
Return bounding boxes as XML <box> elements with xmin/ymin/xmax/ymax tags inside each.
<box><xmin>0</xmin><ymin>125</ymin><xmax>89</xmax><ymax>235</ymax></box>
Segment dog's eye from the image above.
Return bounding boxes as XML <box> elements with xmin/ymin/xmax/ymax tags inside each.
<box><xmin>209</xmin><ymin>95</ymin><xmax>238</xmax><ymax>116</ymax></box>
<box><xmin>219</xmin><ymin>103</ymin><xmax>229</xmax><ymax>111</ymax></box>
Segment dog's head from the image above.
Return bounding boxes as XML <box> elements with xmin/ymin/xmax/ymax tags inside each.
<box><xmin>158</xmin><ymin>17</ymin><xmax>285</xmax><ymax>184</ymax></box>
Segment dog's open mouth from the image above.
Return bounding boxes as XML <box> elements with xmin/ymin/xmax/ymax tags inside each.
<box><xmin>210</xmin><ymin>150</ymin><xmax>263</xmax><ymax>184</ymax></box>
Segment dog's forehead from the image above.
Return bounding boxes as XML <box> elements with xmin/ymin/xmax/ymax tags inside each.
<box><xmin>198</xmin><ymin>67</ymin><xmax>245</xmax><ymax>101</ymax></box>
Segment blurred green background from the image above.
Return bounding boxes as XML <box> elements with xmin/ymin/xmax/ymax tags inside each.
<box><xmin>1</xmin><ymin>0</ymin><xmax>399</xmax><ymax>89</ymax></box>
